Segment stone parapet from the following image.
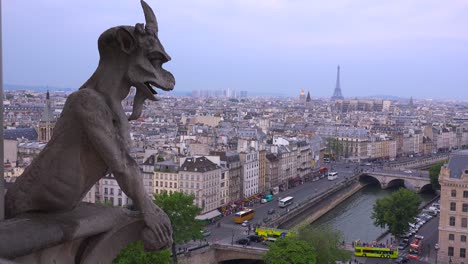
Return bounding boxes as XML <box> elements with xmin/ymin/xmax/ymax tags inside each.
<box><xmin>0</xmin><ymin>203</ymin><xmax>145</xmax><ymax>264</ymax></box>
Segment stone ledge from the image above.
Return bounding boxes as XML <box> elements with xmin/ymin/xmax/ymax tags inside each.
<box><xmin>0</xmin><ymin>203</ymin><xmax>144</xmax><ymax>264</ymax></box>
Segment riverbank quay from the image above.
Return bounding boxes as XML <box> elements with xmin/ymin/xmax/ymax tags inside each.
<box><xmin>269</xmin><ymin>177</ymin><xmax>365</xmax><ymax>230</ymax></box>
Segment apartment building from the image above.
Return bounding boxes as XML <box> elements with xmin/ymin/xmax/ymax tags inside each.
<box><xmin>239</xmin><ymin>150</ymin><xmax>259</xmax><ymax>198</ymax></box>
<box><xmin>179</xmin><ymin>156</ymin><xmax>221</xmax><ymax>214</ymax></box>
<box><xmin>437</xmin><ymin>150</ymin><xmax>468</xmax><ymax>264</ymax></box>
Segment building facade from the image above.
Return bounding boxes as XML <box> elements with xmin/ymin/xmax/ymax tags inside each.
<box><xmin>438</xmin><ymin>150</ymin><xmax>468</xmax><ymax>264</ymax></box>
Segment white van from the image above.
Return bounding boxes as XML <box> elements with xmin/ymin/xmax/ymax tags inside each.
<box><xmin>327</xmin><ymin>172</ymin><xmax>338</xmax><ymax>180</ymax></box>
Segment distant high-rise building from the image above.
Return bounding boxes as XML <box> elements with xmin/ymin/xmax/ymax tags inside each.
<box><xmin>240</xmin><ymin>91</ymin><xmax>248</xmax><ymax>98</ymax></box>
<box><xmin>331</xmin><ymin>65</ymin><xmax>344</xmax><ymax>100</ymax></box>
<box><xmin>299</xmin><ymin>89</ymin><xmax>306</xmax><ymax>101</ymax></box>
<box><xmin>409</xmin><ymin>96</ymin><xmax>414</xmax><ymax>108</ymax></box>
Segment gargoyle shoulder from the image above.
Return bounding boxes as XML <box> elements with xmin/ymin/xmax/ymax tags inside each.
<box><xmin>66</xmin><ymin>89</ymin><xmax>112</xmax><ymax>119</ymax></box>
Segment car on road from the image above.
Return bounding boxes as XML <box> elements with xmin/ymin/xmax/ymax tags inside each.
<box><xmin>398</xmin><ymin>239</ymin><xmax>409</xmax><ymax>250</ymax></box>
<box><xmin>241</xmin><ymin>220</ymin><xmax>249</xmax><ymax>227</ymax></box>
<box><xmin>394</xmin><ymin>256</ymin><xmax>409</xmax><ymax>263</ymax></box>
<box><xmin>247</xmin><ymin>235</ymin><xmax>264</xmax><ymax>243</ymax></box>
<box><xmin>236</xmin><ymin>238</ymin><xmax>250</xmax><ymax>245</ymax></box>
<box><xmin>404</xmin><ymin>170</ymin><xmax>412</xmax><ymax>173</ymax></box>
<box><xmin>200</xmin><ymin>229</ymin><xmax>211</xmax><ymax>237</ymax></box>
<box><xmin>267</xmin><ymin>208</ymin><xmax>276</xmax><ymax>215</ymax></box>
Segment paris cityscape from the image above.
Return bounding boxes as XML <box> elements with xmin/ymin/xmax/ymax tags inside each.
<box><xmin>2</xmin><ymin>1</ymin><xmax>468</xmax><ymax>264</ymax></box>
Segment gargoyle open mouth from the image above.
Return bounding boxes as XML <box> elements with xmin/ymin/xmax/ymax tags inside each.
<box><xmin>144</xmin><ymin>81</ymin><xmax>158</xmax><ymax>95</ymax></box>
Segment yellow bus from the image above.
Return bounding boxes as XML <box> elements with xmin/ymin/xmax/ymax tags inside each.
<box><xmin>234</xmin><ymin>209</ymin><xmax>254</xmax><ymax>223</ymax></box>
<box><xmin>354</xmin><ymin>243</ymin><xmax>398</xmax><ymax>259</ymax></box>
<box><xmin>255</xmin><ymin>227</ymin><xmax>296</xmax><ymax>239</ymax></box>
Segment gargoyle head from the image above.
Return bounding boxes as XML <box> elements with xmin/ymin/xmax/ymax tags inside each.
<box><xmin>96</xmin><ymin>0</ymin><xmax>175</xmax><ymax>120</ymax></box>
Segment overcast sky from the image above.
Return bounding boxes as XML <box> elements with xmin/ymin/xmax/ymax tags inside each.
<box><xmin>3</xmin><ymin>0</ymin><xmax>468</xmax><ymax>99</ymax></box>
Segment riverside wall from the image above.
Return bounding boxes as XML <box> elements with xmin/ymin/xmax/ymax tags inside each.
<box><xmin>270</xmin><ymin>178</ymin><xmax>364</xmax><ymax>230</ymax></box>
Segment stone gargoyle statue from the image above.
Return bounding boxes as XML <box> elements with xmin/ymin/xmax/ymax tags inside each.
<box><xmin>5</xmin><ymin>0</ymin><xmax>174</xmax><ymax>251</ymax></box>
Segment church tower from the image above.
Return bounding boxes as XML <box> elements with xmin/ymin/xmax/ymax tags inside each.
<box><xmin>38</xmin><ymin>91</ymin><xmax>55</xmax><ymax>142</ymax></box>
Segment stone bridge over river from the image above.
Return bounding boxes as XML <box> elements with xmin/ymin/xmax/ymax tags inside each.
<box><xmin>359</xmin><ymin>170</ymin><xmax>432</xmax><ymax>193</ymax></box>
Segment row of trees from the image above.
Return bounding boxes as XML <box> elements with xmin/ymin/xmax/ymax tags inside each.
<box><xmin>264</xmin><ymin>227</ymin><xmax>351</xmax><ymax>264</ymax></box>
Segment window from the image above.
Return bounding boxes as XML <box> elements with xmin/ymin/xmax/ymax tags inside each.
<box><xmin>452</xmin><ymin>190</ymin><xmax>457</xmax><ymax>197</ymax></box>
<box><xmin>463</xmin><ymin>218</ymin><xmax>467</xmax><ymax>228</ymax></box>
<box><xmin>450</xmin><ymin>217</ymin><xmax>456</xmax><ymax>226</ymax></box>
<box><xmin>461</xmin><ymin>248</ymin><xmax>466</xmax><ymax>258</ymax></box>
<box><xmin>169</xmin><ymin>182</ymin><xmax>172</xmax><ymax>188</ymax></box>
<box><xmin>462</xmin><ymin>235</ymin><xmax>467</xmax><ymax>242</ymax></box>
<box><xmin>451</xmin><ymin>202</ymin><xmax>457</xmax><ymax>211</ymax></box>
<box><xmin>174</xmin><ymin>183</ymin><xmax>177</xmax><ymax>188</ymax></box>
<box><xmin>449</xmin><ymin>234</ymin><xmax>455</xmax><ymax>240</ymax></box>
<box><xmin>449</xmin><ymin>247</ymin><xmax>454</xmax><ymax>256</ymax></box>
<box><xmin>463</xmin><ymin>204</ymin><xmax>468</xmax><ymax>212</ymax></box>
<box><xmin>118</xmin><ymin>198</ymin><xmax>122</xmax><ymax>206</ymax></box>
<box><xmin>110</xmin><ymin>188</ymin><xmax>114</xmax><ymax>195</ymax></box>
<box><xmin>464</xmin><ymin>191</ymin><xmax>468</xmax><ymax>198</ymax></box>
<box><xmin>104</xmin><ymin>188</ymin><xmax>108</xmax><ymax>194</ymax></box>
<box><xmin>118</xmin><ymin>189</ymin><xmax>122</xmax><ymax>195</ymax></box>
<box><xmin>155</xmin><ymin>181</ymin><xmax>158</xmax><ymax>187</ymax></box>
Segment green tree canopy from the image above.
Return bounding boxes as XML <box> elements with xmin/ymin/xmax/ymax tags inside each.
<box><xmin>264</xmin><ymin>238</ymin><xmax>316</xmax><ymax>264</ymax></box>
<box><xmin>113</xmin><ymin>241</ymin><xmax>170</xmax><ymax>264</ymax></box>
<box><xmin>153</xmin><ymin>192</ymin><xmax>204</xmax><ymax>263</ymax></box>
<box><xmin>326</xmin><ymin>137</ymin><xmax>344</xmax><ymax>159</ymax></box>
<box><xmin>371</xmin><ymin>188</ymin><xmax>421</xmax><ymax>237</ymax></box>
<box><xmin>429</xmin><ymin>160</ymin><xmax>445</xmax><ymax>190</ymax></box>
<box><xmin>298</xmin><ymin>226</ymin><xmax>351</xmax><ymax>264</ymax></box>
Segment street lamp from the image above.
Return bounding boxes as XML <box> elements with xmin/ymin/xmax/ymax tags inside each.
<box><xmin>434</xmin><ymin>243</ymin><xmax>439</xmax><ymax>264</ymax></box>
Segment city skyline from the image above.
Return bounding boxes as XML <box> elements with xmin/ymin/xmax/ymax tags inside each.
<box><xmin>3</xmin><ymin>0</ymin><xmax>468</xmax><ymax>99</ymax></box>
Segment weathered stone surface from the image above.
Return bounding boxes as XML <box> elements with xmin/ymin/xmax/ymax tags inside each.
<box><xmin>0</xmin><ymin>203</ymin><xmax>145</xmax><ymax>263</ymax></box>
<box><xmin>3</xmin><ymin>0</ymin><xmax>174</xmax><ymax>252</ymax></box>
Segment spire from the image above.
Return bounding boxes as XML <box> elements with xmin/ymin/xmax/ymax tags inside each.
<box><xmin>331</xmin><ymin>65</ymin><xmax>344</xmax><ymax>100</ymax></box>
<box><xmin>46</xmin><ymin>90</ymin><xmax>50</xmax><ymax>100</ymax></box>
<box><xmin>409</xmin><ymin>96</ymin><xmax>414</xmax><ymax>107</ymax></box>
<box><xmin>306</xmin><ymin>91</ymin><xmax>311</xmax><ymax>102</ymax></box>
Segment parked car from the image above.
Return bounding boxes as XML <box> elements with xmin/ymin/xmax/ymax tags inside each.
<box><xmin>398</xmin><ymin>239</ymin><xmax>409</xmax><ymax>250</ymax></box>
<box><xmin>236</xmin><ymin>238</ymin><xmax>250</xmax><ymax>245</ymax></box>
<box><xmin>247</xmin><ymin>235</ymin><xmax>264</xmax><ymax>243</ymax></box>
<box><xmin>394</xmin><ymin>256</ymin><xmax>410</xmax><ymax>263</ymax></box>
<box><xmin>200</xmin><ymin>229</ymin><xmax>211</xmax><ymax>237</ymax></box>
<box><xmin>267</xmin><ymin>208</ymin><xmax>276</xmax><ymax>215</ymax></box>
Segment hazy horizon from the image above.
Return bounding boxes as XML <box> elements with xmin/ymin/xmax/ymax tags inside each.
<box><xmin>4</xmin><ymin>0</ymin><xmax>468</xmax><ymax>99</ymax></box>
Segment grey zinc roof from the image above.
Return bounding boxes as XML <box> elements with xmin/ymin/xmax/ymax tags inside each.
<box><xmin>4</xmin><ymin>128</ymin><xmax>38</xmax><ymax>141</ymax></box>
<box><xmin>448</xmin><ymin>150</ymin><xmax>468</xmax><ymax>179</ymax></box>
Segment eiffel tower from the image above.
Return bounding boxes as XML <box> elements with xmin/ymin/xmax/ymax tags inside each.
<box><xmin>331</xmin><ymin>65</ymin><xmax>344</xmax><ymax>100</ymax></box>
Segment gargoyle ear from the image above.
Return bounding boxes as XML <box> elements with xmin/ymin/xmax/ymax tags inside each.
<box><xmin>116</xmin><ymin>28</ymin><xmax>136</xmax><ymax>54</ymax></box>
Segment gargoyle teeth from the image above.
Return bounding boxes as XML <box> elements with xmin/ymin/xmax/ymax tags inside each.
<box><xmin>144</xmin><ymin>82</ymin><xmax>158</xmax><ymax>95</ymax></box>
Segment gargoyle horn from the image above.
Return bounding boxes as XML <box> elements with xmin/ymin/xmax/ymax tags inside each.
<box><xmin>141</xmin><ymin>0</ymin><xmax>158</xmax><ymax>34</ymax></box>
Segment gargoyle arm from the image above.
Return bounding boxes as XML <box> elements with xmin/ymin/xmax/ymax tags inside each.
<box><xmin>72</xmin><ymin>91</ymin><xmax>152</xmax><ymax>211</ymax></box>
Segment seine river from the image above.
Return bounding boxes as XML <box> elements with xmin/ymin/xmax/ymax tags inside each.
<box><xmin>310</xmin><ymin>184</ymin><xmax>436</xmax><ymax>243</ymax></box>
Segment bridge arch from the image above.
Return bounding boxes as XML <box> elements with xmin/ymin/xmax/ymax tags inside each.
<box><xmin>386</xmin><ymin>178</ymin><xmax>405</xmax><ymax>189</ymax></box>
<box><xmin>419</xmin><ymin>183</ymin><xmax>434</xmax><ymax>193</ymax></box>
<box><xmin>358</xmin><ymin>174</ymin><xmax>381</xmax><ymax>187</ymax></box>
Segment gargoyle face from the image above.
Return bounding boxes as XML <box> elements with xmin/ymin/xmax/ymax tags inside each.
<box><xmin>110</xmin><ymin>1</ymin><xmax>175</xmax><ymax>120</ymax></box>
<box><xmin>128</xmin><ymin>1</ymin><xmax>175</xmax><ymax>101</ymax></box>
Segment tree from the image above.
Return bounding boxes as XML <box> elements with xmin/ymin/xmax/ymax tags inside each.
<box><xmin>153</xmin><ymin>192</ymin><xmax>203</xmax><ymax>263</ymax></box>
<box><xmin>264</xmin><ymin>237</ymin><xmax>316</xmax><ymax>264</ymax></box>
<box><xmin>298</xmin><ymin>226</ymin><xmax>351</xmax><ymax>264</ymax></box>
<box><xmin>113</xmin><ymin>241</ymin><xmax>171</xmax><ymax>264</ymax></box>
<box><xmin>371</xmin><ymin>188</ymin><xmax>421</xmax><ymax>237</ymax></box>
<box><xmin>326</xmin><ymin>137</ymin><xmax>344</xmax><ymax>160</ymax></box>
<box><xmin>429</xmin><ymin>160</ymin><xmax>445</xmax><ymax>190</ymax></box>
